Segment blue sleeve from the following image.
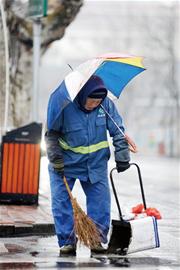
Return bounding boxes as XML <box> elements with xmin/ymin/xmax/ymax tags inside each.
<box><xmin>45</xmin><ymin>91</ymin><xmax>64</xmax><ymax>170</ymax></box>
<box><xmin>103</xmin><ymin>98</ymin><xmax>130</xmax><ymax>162</ymax></box>
<box><xmin>47</xmin><ymin>91</ymin><xmax>63</xmax><ymax>132</ymax></box>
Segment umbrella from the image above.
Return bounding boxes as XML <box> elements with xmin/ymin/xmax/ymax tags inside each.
<box><xmin>47</xmin><ymin>53</ymin><xmax>145</xmax><ymax>150</ymax></box>
<box><xmin>65</xmin><ymin>53</ymin><xmax>145</xmax><ymax>100</ymax></box>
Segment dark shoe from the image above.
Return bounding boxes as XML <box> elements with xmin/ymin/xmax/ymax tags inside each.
<box><xmin>59</xmin><ymin>244</ymin><xmax>76</xmax><ymax>257</ymax></box>
<box><xmin>91</xmin><ymin>243</ymin><xmax>106</xmax><ymax>255</ymax></box>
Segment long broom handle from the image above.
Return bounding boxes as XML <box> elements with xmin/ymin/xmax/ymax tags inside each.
<box><xmin>100</xmin><ymin>104</ymin><xmax>137</xmax><ymax>153</ymax></box>
<box><xmin>63</xmin><ymin>176</ymin><xmax>74</xmax><ymax>200</ymax></box>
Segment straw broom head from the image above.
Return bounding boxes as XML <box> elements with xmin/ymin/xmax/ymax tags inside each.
<box><xmin>72</xmin><ymin>197</ymin><xmax>101</xmax><ymax>248</ymax></box>
<box><xmin>63</xmin><ymin>177</ymin><xmax>101</xmax><ymax>248</ymax></box>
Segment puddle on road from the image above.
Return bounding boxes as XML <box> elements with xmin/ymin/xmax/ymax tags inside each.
<box><xmin>0</xmin><ymin>262</ymin><xmax>36</xmax><ymax>269</ymax></box>
<box><xmin>94</xmin><ymin>256</ymin><xmax>179</xmax><ymax>267</ymax></box>
<box><xmin>4</xmin><ymin>243</ymin><xmax>26</xmax><ymax>253</ymax></box>
<box><xmin>0</xmin><ymin>257</ymin><xmax>179</xmax><ymax>269</ymax></box>
<box><xmin>37</xmin><ymin>257</ymin><xmax>179</xmax><ymax>268</ymax></box>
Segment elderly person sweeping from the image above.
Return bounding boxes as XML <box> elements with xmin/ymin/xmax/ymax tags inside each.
<box><xmin>45</xmin><ymin>75</ymin><xmax>131</xmax><ymax>256</ymax></box>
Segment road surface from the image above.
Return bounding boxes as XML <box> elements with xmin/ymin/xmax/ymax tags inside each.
<box><xmin>0</xmin><ymin>155</ymin><xmax>179</xmax><ymax>269</ymax></box>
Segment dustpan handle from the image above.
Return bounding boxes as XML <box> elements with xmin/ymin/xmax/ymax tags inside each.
<box><xmin>131</xmin><ymin>163</ymin><xmax>147</xmax><ymax>210</ymax></box>
<box><xmin>110</xmin><ymin>163</ymin><xmax>147</xmax><ymax>221</ymax></box>
<box><xmin>110</xmin><ymin>168</ymin><xmax>123</xmax><ymax>220</ymax></box>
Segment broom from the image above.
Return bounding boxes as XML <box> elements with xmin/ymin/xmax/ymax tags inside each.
<box><xmin>63</xmin><ymin>176</ymin><xmax>101</xmax><ymax>248</ymax></box>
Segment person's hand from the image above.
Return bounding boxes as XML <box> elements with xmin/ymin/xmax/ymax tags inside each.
<box><xmin>125</xmin><ymin>134</ymin><xmax>138</xmax><ymax>153</ymax></box>
<box><xmin>55</xmin><ymin>167</ymin><xmax>64</xmax><ymax>177</ymax></box>
<box><xmin>116</xmin><ymin>161</ymin><xmax>130</xmax><ymax>173</ymax></box>
<box><xmin>51</xmin><ymin>160</ymin><xmax>64</xmax><ymax>177</ymax></box>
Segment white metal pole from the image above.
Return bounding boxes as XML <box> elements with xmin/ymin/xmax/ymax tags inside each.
<box><xmin>0</xmin><ymin>0</ymin><xmax>10</xmax><ymax>134</ymax></box>
<box><xmin>32</xmin><ymin>19</ymin><xmax>41</xmax><ymax>122</ymax></box>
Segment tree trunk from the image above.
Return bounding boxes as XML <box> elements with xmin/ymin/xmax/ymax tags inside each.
<box><xmin>0</xmin><ymin>0</ymin><xmax>83</xmax><ymax>129</ymax></box>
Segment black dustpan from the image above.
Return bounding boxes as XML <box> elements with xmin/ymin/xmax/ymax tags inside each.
<box><xmin>107</xmin><ymin>219</ymin><xmax>132</xmax><ymax>255</ymax></box>
<box><xmin>107</xmin><ymin>163</ymin><xmax>147</xmax><ymax>255</ymax></box>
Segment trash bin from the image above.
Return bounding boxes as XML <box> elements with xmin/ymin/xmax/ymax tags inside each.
<box><xmin>0</xmin><ymin>122</ymin><xmax>42</xmax><ymax>205</ymax></box>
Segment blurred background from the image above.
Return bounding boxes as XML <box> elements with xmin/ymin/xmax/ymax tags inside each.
<box><xmin>0</xmin><ymin>0</ymin><xmax>180</xmax><ymax>157</ymax></box>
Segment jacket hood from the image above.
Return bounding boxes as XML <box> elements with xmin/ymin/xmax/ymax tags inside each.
<box><xmin>76</xmin><ymin>75</ymin><xmax>107</xmax><ymax>113</ymax></box>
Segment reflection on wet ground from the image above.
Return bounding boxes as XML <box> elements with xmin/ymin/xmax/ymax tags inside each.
<box><xmin>0</xmin><ymin>257</ymin><xmax>179</xmax><ymax>269</ymax></box>
<box><xmin>0</xmin><ymin>156</ymin><xmax>179</xmax><ymax>269</ymax></box>
<box><xmin>4</xmin><ymin>243</ymin><xmax>27</xmax><ymax>253</ymax></box>
<box><xmin>93</xmin><ymin>256</ymin><xmax>179</xmax><ymax>267</ymax></box>
<box><xmin>0</xmin><ymin>262</ymin><xmax>36</xmax><ymax>269</ymax></box>
<box><xmin>0</xmin><ymin>235</ymin><xmax>179</xmax><ymax>269</ymax></box>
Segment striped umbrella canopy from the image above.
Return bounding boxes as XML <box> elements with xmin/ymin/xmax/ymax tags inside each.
<box><xmin>65</xmin><ymin>53</ymin><xmax>145</xmax><ymax>100</ymax></box>
<box><xmin>47</xmin><ymin>53</ymin><xmax>145</xmax><ymax>130</ymax></box>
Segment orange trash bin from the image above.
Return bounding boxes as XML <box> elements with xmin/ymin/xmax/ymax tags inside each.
<box><xmin>0</xmin><ymin>122</ymin><xmax>42</xmax><ymax>205</ymax></box>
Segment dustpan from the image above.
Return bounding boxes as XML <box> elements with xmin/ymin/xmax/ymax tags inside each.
<box><xmin>107</xmin><ymin>163</ymin><xmax>160</xmax><ymax>255</ymax></box>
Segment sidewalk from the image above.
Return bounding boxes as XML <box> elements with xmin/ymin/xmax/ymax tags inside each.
<box><xmin>0</xmin><ymin>157</ymin><xmax>55</xmax><ymax>237</ymax></box>
<box><xmin>0</xmin><ymin>195</ymin><xmax>54</xmax><ymax>237</ymax></box>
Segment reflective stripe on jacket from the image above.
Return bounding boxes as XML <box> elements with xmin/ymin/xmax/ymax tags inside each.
<box><xmin>59</xmin><ymin>138</ymin><xmax>109</xmax><ymax>154</ymax></box>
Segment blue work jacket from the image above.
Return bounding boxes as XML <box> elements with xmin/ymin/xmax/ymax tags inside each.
<box><xmin>46</xmin><ymin>97</ymin><xmax>130</xmax><ymax>183</ymax></box>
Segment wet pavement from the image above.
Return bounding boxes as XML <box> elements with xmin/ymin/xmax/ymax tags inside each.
<box><xmin>0</xmin><ymin>234</ymin><xmax>179</xmax><ymax>269</ymax></box>
<box><xmin>0</xmin><ymin>155</ymin><xmax>179</xmax><ymax>269</ymax></box>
